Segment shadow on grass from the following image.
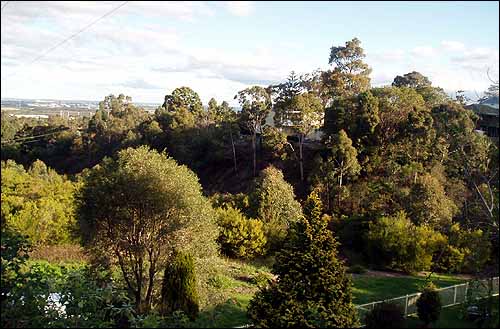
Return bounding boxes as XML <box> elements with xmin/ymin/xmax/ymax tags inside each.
<box><xmin>191</xmin><ymin>297</ymin><xmax>250</xmax><ymax>328</ymax></box>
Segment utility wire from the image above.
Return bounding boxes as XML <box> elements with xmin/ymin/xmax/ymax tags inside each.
<box><xmin>1</xmin><ymin>126</ymin><xmax>70</xmax><ymax>144</ymax></box>
<box><xmin>1</xmin><ymin>1</ymin><xmax>129</xmax><ymax>81</ymax></box>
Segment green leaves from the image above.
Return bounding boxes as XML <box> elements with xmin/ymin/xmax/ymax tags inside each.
<box><xmin>1</xmin><ymin>160</ymin><xmax>79</xmax><ymax>246</ymax></box>
<box><xmin>76</xmin><ymin>146</ymin><xmax>218</xmax><ymax>311</ymax></box>
<box><xmin>248</xmin><ymin>191</ymin><xmax>359</xmax><ymax>328</ymax></box>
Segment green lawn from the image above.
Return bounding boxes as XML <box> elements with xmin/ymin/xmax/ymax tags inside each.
<box><xmin>352</xmin><ymin>273</ymin><xmax>467</xmax><ymax>305</ymax></box>
<box><xmin>406</xmin><ymin>298</ymin><xmax>499</xmax><ymax>328</ymax></box>
<box><xmin>190</xmin><ymin>262</ymin><xmax>469</xmax><ymax>328</ymax></box>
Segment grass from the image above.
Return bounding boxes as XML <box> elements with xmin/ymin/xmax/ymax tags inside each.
<box><xmin>352</xmin><ymin>273</ymin><xmax>467</xmax><ymax>305</ymax></box>
<box><xmin>405</xmin><ymin>298</ymin><xmax>499</xmax><ymax>328</ymax></box>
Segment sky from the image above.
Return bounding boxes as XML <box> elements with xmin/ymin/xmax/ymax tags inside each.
<box><xmin>1</xmin><ymin>1</ymin><xmax>499</xmax><ymax>106</ymax></box>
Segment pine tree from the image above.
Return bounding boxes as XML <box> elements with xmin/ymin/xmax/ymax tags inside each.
<box><xmin>247</xmin><ymin>191</ymin><xmax>359</xmax><ymax>327</ymax></box>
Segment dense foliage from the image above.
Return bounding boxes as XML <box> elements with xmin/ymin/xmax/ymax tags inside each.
<box><xmin>76</xmin><ymin>146</ymin><xmax>217</xmax><ymax>313</ymax></box>
<box><xmin>1</xmin><ymin>36</ymin><xmax>498</xmax><ymax>327</ymax></box>
<box><xmin>1</xmin><ymin>159</ymin><xmax>79</xmax><ymax>246</ymax></box>
<box><xmin>160</xmin><ymin>251</ymin><xmax>199</xmax><ymax>320</ymax></box>
<box><xmin>216</xmin><ymin>206</ymin><xmax>267</xmax><ymax>259</ymax></box>
<box><xmin>247</xmin><ymin>192</ymin><xmax>359</xmax><ymax>328</ymax></box>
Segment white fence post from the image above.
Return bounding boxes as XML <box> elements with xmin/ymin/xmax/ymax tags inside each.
<box><xmin>404</xmin><ymin>294</ymin><xmax>408</xmax><ymax>316</ymax></box>
<box><xmin>453</xmin><ymin>285</ymin><xmax>457</xmax><ymax>305</ymax></box>
<box><xmin>464</xmin><ymin>282</ymin><xmax>469</xmax><ymax>301</ymax></box>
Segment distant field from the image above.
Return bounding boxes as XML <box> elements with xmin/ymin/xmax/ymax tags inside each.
<box><xmin>1</xmin><ymin>107</ymin><xmax>21</xmax><ymax>111</ymax></box>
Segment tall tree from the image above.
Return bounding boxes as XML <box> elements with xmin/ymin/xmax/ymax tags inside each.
<box><xmin>247</xmin><ymin>191</ymin><xmax>359</xmax><ymax>328</ymax></box>
<box><xmin>288</xmin><ymin>92</ymin><xmax>324</xmax><ymax>181</ymax></box>
<box><xmin>219</xmin><ymin>101</ymin><xmax>240</xmax><ymax>174</ymax></box>
<box><xmin>322</xmin><ymin>38</ymin><xmax>372</xmax><ymax>103</ymax></box>
<box><xmin>392</xmin><ymin>71</ymin><xmax>449</xmax><ymax>107</ymax></box>
<box><xmin>76</xmin><ymin>146</ymin><xmax>217</xmax><ymax>313</ymax></box>
<box><xmin>235</xmin><ymin>86</ymin><xmax>272</xmax><ymax>176</ymax></box>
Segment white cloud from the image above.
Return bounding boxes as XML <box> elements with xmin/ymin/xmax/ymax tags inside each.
<box><xmin>410</xmin><ymin>46</ymin><xmax>435</xmax><ymax>57</ymax></box>
<box><xmin>441</xmin><ymin>40</ymin><xmax>466</xmax><ymax>52</ymax></box>
<box><xmin>223</xmin><ymin>1</ymin><xmax>255</xmax><ymax>17</ymax></box>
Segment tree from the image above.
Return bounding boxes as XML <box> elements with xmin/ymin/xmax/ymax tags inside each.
<box><xmin>235</xmin><ymin>86</ymin><xmax>272</xmax><ymax>176</ymax></box>
<box><xmin>392</xmin><ymin>71</ymin><xmax>449</xmax><ymax>107</ymax></box>
<box><xmin>270</xmin><ymin>71</ymin><xmax>305</xmax><ymax>127</ymax></box>
<box><xmin>288</xmin><ymin>92</ymin><xmax>324</xmax><ymax>181</ymax></box>
<box><xmin>367</xmin><ymin>211</ymin><xmax>446</xmax><ymax>273</ymax></box>
<box><xmin>251</xmin><ymin>166</ymin><xmax>302</xmax><ymax>251</ymax></box>
<box><xmin>322</xmin><ymin>38</ymin><xmax>371</xmax><ymax>103</ymax></box>
<box><xmin>314</xmin><ymin>130</ymin><xmax>362</xmax><ymax>210</ymax></box>
<box><xmin>219</xmin><ymin>101</ymin><xmax>240</xmax><ymax>174</ymax></box>
<box><xmin>416</xmin><ymin>283</ymin><xmax>442</xmax><ymax>327</ymax></box>
<box><xmin>1</xmin><ymin>159</ymin><xmax>79</xmax><ymax>246</ymax></box>
<box><xmin>157</xmin><ymin>87</ymin><xmax>204</xmax><ymax>130</ymax></box>
<box><xmin>76</xmin><ymin>146</ymin><xmax>217</xmax><ymax>313</ymax></box>
<box><xmin>247</xmin><ymin>191</ymin><xmax>359</xmax><ymax>328</ymax></box>
<box><xmin>160</xmin><ymin>251</ymin><xmax>199</xmax><ymax>320</ymax></box>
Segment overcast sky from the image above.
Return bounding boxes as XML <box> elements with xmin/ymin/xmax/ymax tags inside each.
<box><xmin>1</xmin><ymin>1</ymin><xmax>499</xmax><ymax>106</ymax></box>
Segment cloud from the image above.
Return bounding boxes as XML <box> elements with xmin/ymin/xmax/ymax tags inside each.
<box><xmin>119</xmin><ymin>79</ymin><xmax>162</xmax><ymax>90</ymax></box>
<box><xmin>223</xmin><ymin>1</ymin><xmax>255</xmax><ymax>16</ymax></box>
<box><xmin>410</xmin><ymin>46</ymin><xmax>435</xmax><ymax>57</ymax></box>
<box><xmin>452</xmin><ymin>47</ymin><xmax>499</xmax><ymax>63</ymax></box>
<box><xmin>441</xmin><ymin>40</ymin><xmax>466</xmax><ymax>52</ymax></box>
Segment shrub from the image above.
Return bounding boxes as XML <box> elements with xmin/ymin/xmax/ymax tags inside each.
<box><xmin>416</xmin><ymin>283</ymin><xmax>442</xmax><ymax>327</ymax></box>
<box><xmin>247</xmin><ymin>192</ymin><xmax>359</xmax><ymax>328</ymax></box>
<box><xmin>216</xmin><ymin>206</ymin><xmax>267</xmax><ymax>259</ymax></box>
<box><xmin>210</xmin><ymin>193</ymin><xmax>251</xmax><ymax>215</ymax></box>
<box><xmin>250</xmin><ymin>166</ymin><xmax>302</xmax><ymax>252</ymax></box>
<box><xmin>250</xmin><ymin>271</ymin><xmax>274</xmax><ymax>287</ymax></box>
<box><xmin>161</xmin><ymin>251</ymin><xmax>199</xmax><ymax>320</ymax></box>
<box><xmin>366</xmin><ymin>211</ymin><xmax>446</xmax><ymax>273</ymax></box>
<box><xmin>365</xmin><ymin>302</ymin><xmax>405</xmax><ymax>328</ymax></box>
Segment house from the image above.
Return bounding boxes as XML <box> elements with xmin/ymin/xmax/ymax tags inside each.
<box><xmin>466</xmin><ymin>96</ymin><xmax>499</xmax><ymax>140</ymax></box>
<box><xmin>264</xmin><ymin>109</ymin><xmax>324</xmax><ymax>141</ymax></box>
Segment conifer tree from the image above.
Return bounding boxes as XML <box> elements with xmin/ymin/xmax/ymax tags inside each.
<box><xmin>247</xmin><ymin>191</ymin><xmax>359</xmax><ymax>328</ymax></box>
<box><xmin>160</xmin><ymin>251</ymin><xmax>199</xmax><ymax>320</ymax></box>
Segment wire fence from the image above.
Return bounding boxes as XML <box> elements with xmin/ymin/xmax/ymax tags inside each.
<box><xmin>355</xmin><ymin>276</ymin><xmax>499</xmax><ymax>326</ymax></box>
<box><xmin>233</xmin><ymin>277</ymin><xmax>499</xmax><ymax>328</ymax></box>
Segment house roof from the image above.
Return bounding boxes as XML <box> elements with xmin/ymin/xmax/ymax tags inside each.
<box><xmin>466</xmin><ymin>104</ymin><xmax>499</xmax><ymax>117</ymax></box>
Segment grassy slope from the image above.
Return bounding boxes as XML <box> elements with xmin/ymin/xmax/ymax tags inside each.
<box><xmin>352</xmin><ymin>273</ymin><xmax>467</xmax><ymax>305</ymax></box>
<box><xmin>192</xmin><ymin>259</ymin><xmax>469</xmax><ymax>328</ymax></box>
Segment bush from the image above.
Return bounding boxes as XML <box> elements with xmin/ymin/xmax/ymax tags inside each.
<box><xmin>365</xmin><ymin>302</ymin><xmax>405</xmax><ymax>328</ymax></box>
<box><xmin>216</xmin><ymin>206</ymin><xmax>267</xmax><ymax>259</ymax></box>
<box><xmin>416</xmin><ymin>283</ymin><xmax>442</xmax><ymax>327</ymax></box>
<box><xmin>1</xmin><ymin>160</ymin><xmax>79</xmax><ymax>246</ymax></box>
<box><xmin>366</xmin><ymin>211</ymin><xmax>446</xmax><ymax>273</ymax></box>
<box><xmin>210</xmin><ymin>193</ymin><xmax>251</xmax><ymax>215</ymax></box>
<box><xmin>250</xmin><ymin>166</ymin><xmax>302</xmax><ymax>252</ymax></box>
<box><xmin>161</xmin><ymin>251</ymin><xmax>199</xmax><ymax>320</ymax></box>
<box><xmin>250</xmin><ymin>271</ymin><xmax>274</xmax><ymax>287</ymax></box>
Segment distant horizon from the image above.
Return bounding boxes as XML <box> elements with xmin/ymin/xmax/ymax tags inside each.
<box><xmin>1</xmin><ymin>1</ymin><xmax>498</xmax><ymax>105</ymax></box>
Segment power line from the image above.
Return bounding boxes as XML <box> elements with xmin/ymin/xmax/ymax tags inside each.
<box><xmin>1</xmin><ymin>1</ymin><xmax>129</xmax><ymax>81</ymax></box>
<box><xmin>1</xmin><ymin>126</ymin><xmax>70</xmax><ymax>145</ymax></box>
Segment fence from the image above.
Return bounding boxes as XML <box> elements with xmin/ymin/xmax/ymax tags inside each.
<box><xmin>355</xmin><ymin>276</ymin><xmax>499</xmax><ymax>325</ymax></box>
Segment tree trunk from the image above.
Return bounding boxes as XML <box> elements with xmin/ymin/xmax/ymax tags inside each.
<box><xmin>299</xmin><ymin>134</ymin><xmax>304</xmax><ymax>181</ymax></box>
<box><xmin>252</xmin><ymin>132</ymin><xmax>257</xmax><ymax>177</ymax></box>
<box><xmin>230</xmin><ymin>128</ymin><xmax>237</xmax><ymax>174</ymax></box>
